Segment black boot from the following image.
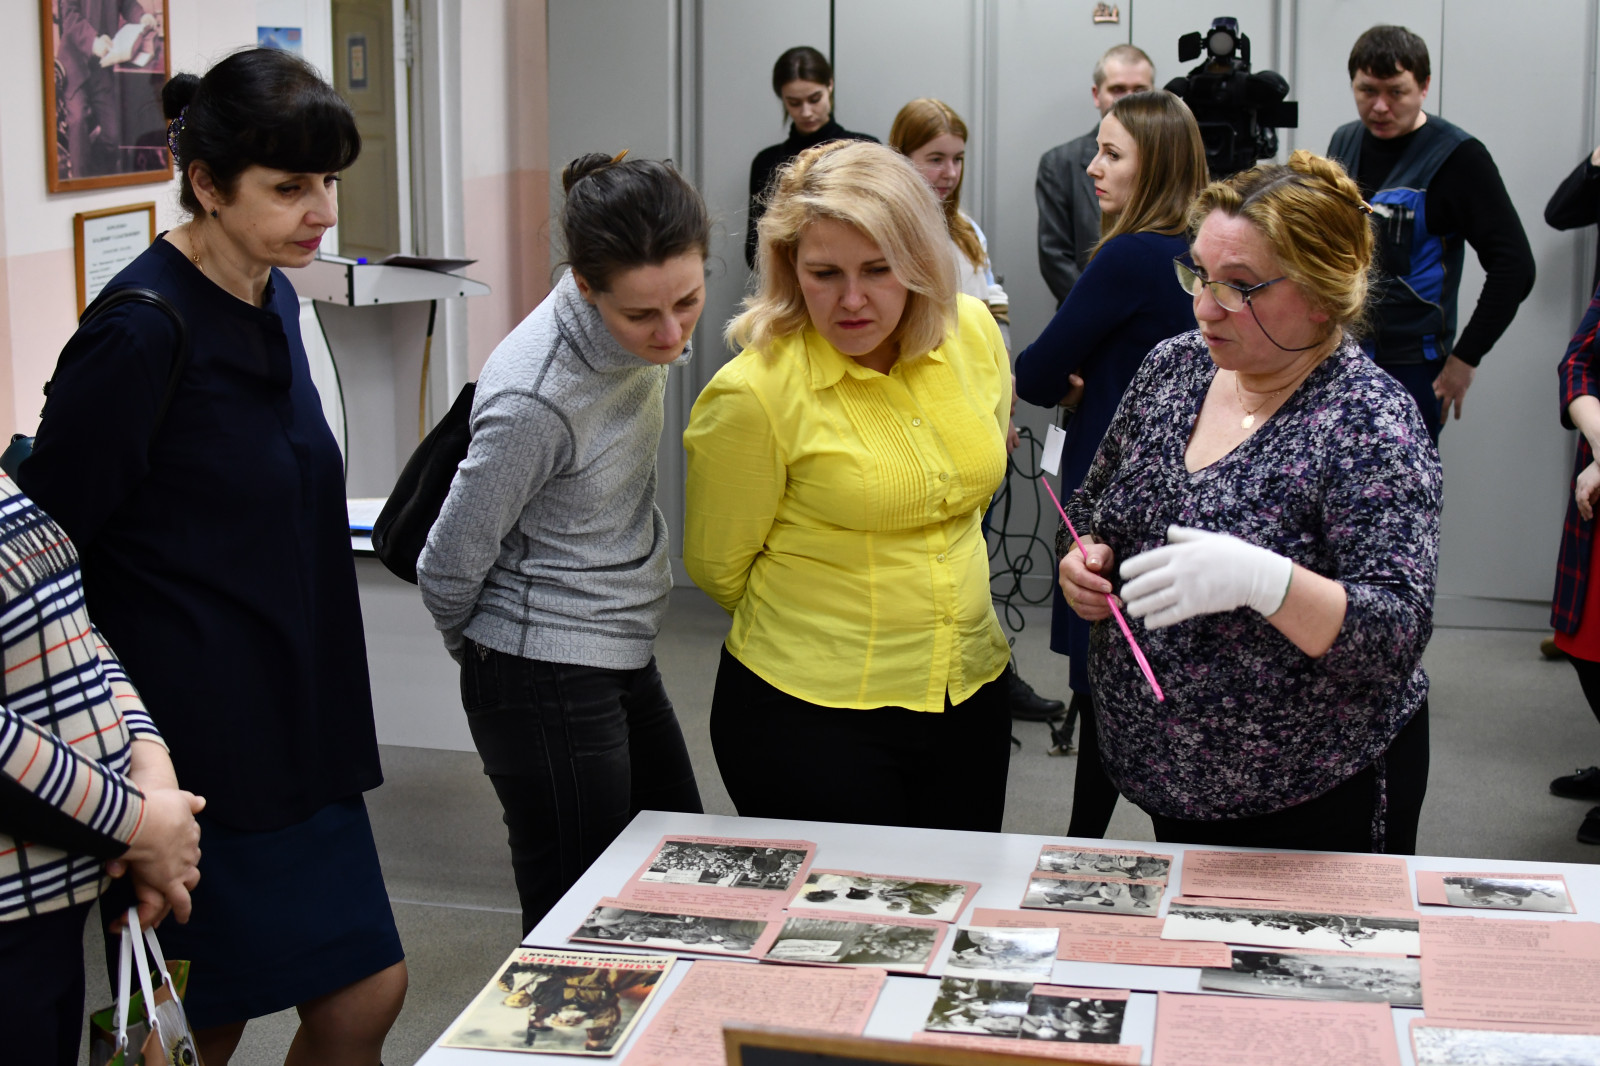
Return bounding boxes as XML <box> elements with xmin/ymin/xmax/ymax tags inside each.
<box><xmin>1006</xmin><ymin>657</ymin><xmax>1065</xmax><ymax>721</ymax></box>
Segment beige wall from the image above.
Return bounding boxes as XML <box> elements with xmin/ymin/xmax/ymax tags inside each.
<box><xmin>0</xmin><ymin>0</ymin><xmax>550</xmax><ymax>433</ymax></box>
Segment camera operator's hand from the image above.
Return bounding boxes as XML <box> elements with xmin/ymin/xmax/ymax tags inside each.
<box><xmin>1433</xmin><ymin>355</ymin><xmax>1475</xmax><ymax>422</ymax></box>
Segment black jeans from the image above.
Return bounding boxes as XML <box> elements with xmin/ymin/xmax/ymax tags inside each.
<box><xmin>1566</xmin><ymin>655</ymin><xmax>1600</xmax><ymax>730</ymax></box>
<box><xmin>710</xmin><ymin>645</ymin><xmax>1012</xmax><ymax>832</ymax></box>
<box><xmin>1147</xmin><ymin>700</ymin><xmax>1431</xmax><ymax>854</ymax></box>
<box><xmin>461</xmin><ymin>646</ymin><xmax>703</xmax><ymax>934</ymax></box>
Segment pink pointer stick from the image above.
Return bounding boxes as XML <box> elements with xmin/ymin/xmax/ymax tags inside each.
<box><xmin>1038</xmin><ymin>476</ymin><xmax>1165</xmax><ymax>703</ymax></box>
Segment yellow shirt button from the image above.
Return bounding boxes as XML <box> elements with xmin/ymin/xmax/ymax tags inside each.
<box><xmin>943</xmin><ymin>616</ymin><xmax>954</xmax><ymax>625</ymax></box>
<box><xmin>939</xmin><ymin>472</ymin><xmax>949</xmax><ymax>481</ymax></box>
<box><xmin>911</xmin><ymin>417</ymin><xmax>922</xmax><ymax>427</ymax></box>
<box><xmin>937</xmin><ymin>553</ymin><xmax>946</xmax><ymax>563</ymax></box>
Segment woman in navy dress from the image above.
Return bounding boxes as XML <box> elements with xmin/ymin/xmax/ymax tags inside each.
<box><xmin>1015</xmin><ymin>91</ymin><xmax>1207</xmax><ymax>838</ymax></box>
<box><xmin>20</xmin><ymin>49</ymin><xmax>404</xmax><ymax>1065</ymax></box>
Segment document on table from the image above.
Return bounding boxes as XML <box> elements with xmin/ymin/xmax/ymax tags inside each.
<box><xmin>1151</xmin><ymin>991</ymin><xmax>1401</xmax><ymax>1066</ymax></box>
<box><xmin>617</xmin><ymin>835</ymin><xmax>817</xmax><ymax>916</ymax></box>
<box><xmin>1179</xmin><ymin>850</ymin><xmax>1413</xmax><ymax>912</ymax></box>
<box><xmin>1162</xmin><ymin>898</ymin><xmax>1421</xmax><ymax>955</ymax></box>
<box><xmin>1409</xmin><ymin>1017</ymin><xmax>1600</xmax><ymax>1065</ymax></box>
<box><xmin>1415</xmin><ymin>871</ymin><xmax>1576</xmax><ymax>913</ymax></box>
<box><xmin>790</xmin><ymin>869</ymin><xmax>979</xmax><ymax>923</ymax></box>
<box><xmin>568</xmin><ymin>896</ymin><xmax>782</xmax><ymax>958</ymax></box>
<box><xmin>624</xmin><ymin>961</ymin><xmax>883</xmax><ymax>1066</ymax></box>
<box><xmin>759</xmin><ymin>908</ymin><xmax>948</xmax><ymax>975</ymax></box>
<box><xmin>1419</xmin><ymin>915</ymin><xmax>1600</xmax><ymax>1031</ymax></box>
<box><xmin>971</xmin><ymin>907</ymin><xmax>1230</xmax><ymax>968</ymax></box>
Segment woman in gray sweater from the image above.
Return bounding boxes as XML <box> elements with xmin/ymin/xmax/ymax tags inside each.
<box><xmin>418</xmin><ymin>153</ymin><xmax>708</xmax><ymax>933</ymax></box>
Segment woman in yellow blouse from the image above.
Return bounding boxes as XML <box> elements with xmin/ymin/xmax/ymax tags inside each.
<box><xmin>684</xmin><ymin>140</ymin><xmax>1012</xmax><ymax>830</ymax></box>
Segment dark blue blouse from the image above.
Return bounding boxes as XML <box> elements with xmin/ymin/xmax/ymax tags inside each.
<box><xmin>19</xmin><ymin>238</ymin><xmax>380</xmax><ymax>832</ymax></box>
<box><xmin>1014</xmin><ymin>230</ymin><xmax>1195</xmax><ymax>691</ymax></box>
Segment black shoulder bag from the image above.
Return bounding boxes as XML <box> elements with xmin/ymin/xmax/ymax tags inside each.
<box><xmin>371</xmin><ymin>381</ymin><xmax>476</xmax><ymax>584</ymax></box>
<box><xmin>2</xmin><ymin>287</ymin><xmax>190</xmax><ymax>477</ymax></box>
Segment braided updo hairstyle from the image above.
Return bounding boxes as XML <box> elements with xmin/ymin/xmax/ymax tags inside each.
<box><xmin>1187</xmin><ymin>149</ymin><xmax>1375</xmax><ymax>335</ymax></box>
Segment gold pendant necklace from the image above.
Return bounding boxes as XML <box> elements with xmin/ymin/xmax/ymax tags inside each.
<box><xmin>1234</xmin><ymin>372</ymin><xmax>1289</xmax><ymax>431</ymax></box>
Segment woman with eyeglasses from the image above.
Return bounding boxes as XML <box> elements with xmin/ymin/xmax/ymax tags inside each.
<box><xmin>1014</xmin><ymin>91</ymin><xmax>1206</xmax><ymax>838</ymax></box>
<box><xmin>1057</xmin><ymin>150</ymin><xmax>1441</xmax><ymax>854</ymax></box>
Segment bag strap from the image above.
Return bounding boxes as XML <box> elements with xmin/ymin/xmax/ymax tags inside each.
<box><xmin>50</xmin><ymin>286</ymin><xmax>191</xmax><ymax>436</ymax></box>
<box><xmin>114</xmin><ymin>910</ymin><xmax>135</xmax><ymax>1056</ymax></box>
<box><xmin>128</xmin><ymin>908</ymin><xmax>161</xmax><ymax>1033</ymax></box>
<box><xmin>142</xmin><ymin>921</ymin><xmax>171</xmax><ymax>987</ymax></box>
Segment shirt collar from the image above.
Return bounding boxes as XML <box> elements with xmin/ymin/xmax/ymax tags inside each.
<box><xmin>800</xmin><ymin>326</ymin><xmax>948</xmax><ymax>391</ymax></box>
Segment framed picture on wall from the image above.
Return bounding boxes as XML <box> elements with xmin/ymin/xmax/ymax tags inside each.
<box><xmin>74</xmin><ymin>201</ymin><xmax>155</xmax><ymax>312</ymax></box>
<box><xmin>39</xmin><ymin>0</ymin><xmax>173</xmax><ymax>193</ymax></box>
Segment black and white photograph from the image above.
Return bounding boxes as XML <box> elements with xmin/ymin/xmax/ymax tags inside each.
<box><xmin>943</xmin><ymin>926</ymin><xmax>1058</xmax><ymax>981</ymax></box>
<box><xmin>924</xmin><ymin>977</ymin><xmax>1033</xmax><ymax>1037</ymax></box>
<box><xmin>1412</xmin><ymin>1023</ymin><xmax>1600</xmax><ymax>1066</ymax></box>
<box><xmin>1022</xmin><ymin>875</ymin><xmax>1163</xmax><ymax>916</ymax></box>
<box><xmin>761</xmin><ymin>915</ymin><xmax>942</xmax><ymax>973</ymax></box>
<box><xmin>637</xmin><ymin>839</ymin><xmax>808</xmax><ymax>892</ymax></box>
<box><xmin>441</xmin><ymin>947</ymin><xmax>672</xmax><ymax>1056</ymax></box>
<box><xmin>570</xmin><ymin>903</ymin><xmax>770</xmax><ymax>957</ymax></box>
<box><xmin>1442</xmin><ymin>876</ymin><xmax>1575</xmax><ymax>914</ymax></box>
<box><xmin>1019</xmin><ymin>988</ymin><xmax>1128</xmax><ymax>1044</ymax></box>
<box><xmin>1199</xmin><ymin>949</ymin><xmax>1422</xmax><ymax>1006</ymax></box>
<box><xmin>1035</xmin><ymin>846</ymin><xmax>1171</xmax><ymax>883</ymax></box>
<box><xmin>1164</xmin><ymin>903</ymin><xmax>1422</xmax><ymax>956</ymax></box>
<box><xmin>793</xmin><ymin>870</ymin><xmax>974</xmax><ymax>923</ymax></box>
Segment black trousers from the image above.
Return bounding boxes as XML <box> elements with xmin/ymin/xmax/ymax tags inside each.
<box><xmin>1065</xmin><ymin>689</ymin><xmax>1120</xmax><ymax>838</ymax></box>
<box><xmin>1566</xmin><ymin>655</ymin><xmax>1600</xmax><ymax>730</ymax></box>
<box><xmin>461</xmin><ymin>647</ymin><xmax>704</xmax><ymax>935</ymax></box>
<box><xmin>710</xmin><ymin>646</ymin><xmax>1012</xmax><ymax>832</ymax></box>
<box><xmin>0</xmin><ymin>899</ymin><xmax>93</xmax><ymax>1066</ymax></box>
<box><xmin>1147</xmin><ymin>701</ymin><xmax>1431</xmax><ymax>854</ymax></box>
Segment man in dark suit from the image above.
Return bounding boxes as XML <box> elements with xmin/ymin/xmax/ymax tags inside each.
<box><xmin>1035</xmin><ymin>44</ymin><xmax>1155</xmax><ymax>306</ymax></box>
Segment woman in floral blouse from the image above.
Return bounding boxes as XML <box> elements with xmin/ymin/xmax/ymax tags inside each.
<box><xmin>1059</xmin><ymin>150</ymin><xmax>1441</xmax><ymax>853</ymax></box>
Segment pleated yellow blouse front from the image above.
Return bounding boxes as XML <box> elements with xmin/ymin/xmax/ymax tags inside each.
<box><xmin>683</xmin><ymin>295</ymin><xmax>1012</xmax><ymax>712</ymax></box>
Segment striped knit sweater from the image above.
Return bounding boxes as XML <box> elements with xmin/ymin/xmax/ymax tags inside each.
<box><xmin>0</xmin><ymin>474</ymin><xmax>162</xmax><ymax>920</ymax></box>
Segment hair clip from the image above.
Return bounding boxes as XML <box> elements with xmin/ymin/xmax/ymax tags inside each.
<box><xmin>610</xmin><ymin>149</ymin><xmax>630</xmax><ymax>165</ymax></box>
<box><xmin>1355</xmin><ymin>198</ymin><xmax>1374</xmax><ymax>215</ymax></box>
<box><xmin>165</xmin><ymin>105</ymin><xmax>188</xmax><ymax>165</ymax></box>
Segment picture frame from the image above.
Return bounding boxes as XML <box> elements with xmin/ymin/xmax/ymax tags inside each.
<box><xmin>723</xmin><ymin>1025</ymin><xmax>1103</xmax><ymax>1065</ymax></box>
<box><xmin>40</xmin><ymin>0</ymin><xmax>173</xmax><ymax>193</ymax></box>
<box><xmin>74</xmin><ymin>202</ymin><xmax>155</xmax><ymax>313</ymax></box>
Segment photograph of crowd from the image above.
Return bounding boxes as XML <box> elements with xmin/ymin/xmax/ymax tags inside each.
<box><xmin>924</xmin><ymin>977</ymin><xmax>1033</xmax><ymax>1036</ymax></box>
<box><xmin>1199</xmin><ymin>949</ymin><xmax>1422</xmax><ymax>1006</ymax></box>
<box><xmin>443</xmin><ymin>949</ymin><xmax>671</xmax><ymax>1056</ymax></box>
<box><xmin>1022</xmin><ymin>875</ymin><xmax>1162</xmax><ymax>916</ymax></box>
<box><xmin>1035</xmin><ymin>847</ymin><xmax>1171</xmax><ymax>883</ymax></box>
<box><xmin>1164</xmin><ymin>903</ymin><xmax>1422</xmax><ymax>955</ymax></box>
<box><xmin>1020</xmin><ymin>988</ymin><xmax>1127</xmax><ymax>1043</ymax></box>
<box><xmin>1441</xmin><ymin>876</ymin><xmax>1573</xmax><ymax>913</ymax></box>
<box><xmin>638</xmin><ymin>840</ymin><xmax>807</xmax><ymax>892</ymax></box>
<box><xmin>1412</xmin><ymin>1023</ymin><xmax>1600</xmax><ymax>1066</ymax></box>
<box><xmin>793</xmin><ymin>871</ymin><xmax>972</xmax><ymax>922</ymax></box>
<box><xmin>944</xmin><ymin>927</ymin><xmax>1057</xmax><ymax>981</ymax></box>
<box><xmin>571</xmin><ymin>903</ymin><xmax>768</xmax><ymax>956</ymax></box>
<box><xmin>762</xmin><ymin>916</ymin><xmax>940</xmax><ymax>971</ymax></box>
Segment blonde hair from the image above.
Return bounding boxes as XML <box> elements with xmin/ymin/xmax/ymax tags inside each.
<box><xmin>887</xmin><ymin>98</ymin><xmax>985</xmax><ymax>272</ymax></box>
<box><xmin>1188</xmin><ymin>149</ymin><xmax>1374</xmax><ymax>332</ymax></box>
<box><xmin>1093</xmin><ymin>91</ymin><xmax>1208</xmax><ymax>260</ymax></box>
<box><xmin>730</xmin><ymin>140</ymin><xmax>957</xmax><ymax>360</ymax></box>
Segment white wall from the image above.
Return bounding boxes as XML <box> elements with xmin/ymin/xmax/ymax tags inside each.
<box><xmin>543</xmin><ymin>0</ymin><xmax>1599</xmax><ymax>626</ymax></box>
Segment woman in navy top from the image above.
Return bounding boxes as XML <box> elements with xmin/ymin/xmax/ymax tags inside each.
<box><xmin>20</xmin><ymin>50</ymin><xmax>405</xmax><ymax>1064</ymax></box>
<box><xmin>1015</xmin><ymin>91</ymin><xmax>1207</xmax><ymax>838</ymax></box>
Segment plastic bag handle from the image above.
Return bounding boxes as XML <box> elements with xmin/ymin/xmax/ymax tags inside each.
<box><xmin>114</xmin><ymin>910</ymin><xmax>134</xmax><ymax>1055</ymax></box>
<box><xmin>127</xmin><ymin>907</ymin><xmax>160</xmax><ymax>1043</ymax></box>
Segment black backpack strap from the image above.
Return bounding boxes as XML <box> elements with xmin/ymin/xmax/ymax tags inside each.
<box><xmin>75</xmin><ymin>286</ymin><xmax>191</xmax><ymax>436</ymax></box>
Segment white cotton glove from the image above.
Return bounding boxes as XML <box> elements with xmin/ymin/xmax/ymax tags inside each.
<box><xmin>1119</xmin><ymin>525</ymin><xmax>1293</xmax><ymax>629</ymax></box>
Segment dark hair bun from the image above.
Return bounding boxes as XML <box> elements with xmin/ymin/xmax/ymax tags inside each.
<box><xmin>161</xmin><ymin>72</ymin><xmax>201</xmax><ymax>121</ymax></box>
<box><xmin>562</xmin><ymin>153</ymin><xmax>617</xmax><ymax>194</ymax></box>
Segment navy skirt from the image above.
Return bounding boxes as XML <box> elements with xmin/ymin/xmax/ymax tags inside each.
<box><xmin>107</xmin><ymin>795</ymin><xmax>404</xmax><ymax>1030</ymax></box>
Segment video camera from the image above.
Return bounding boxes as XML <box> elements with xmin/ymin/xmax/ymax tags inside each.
<box><xmin>1163</xmin><ymin>17</ymin><xmax>1298</xmax><ymax>178</ymax></box>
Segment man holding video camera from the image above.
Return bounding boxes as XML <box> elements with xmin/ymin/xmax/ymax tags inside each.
<box><xmin>1327</xmin><ymin>24</ymin><xmax>1534</xmax><ymax>443</ymax></box>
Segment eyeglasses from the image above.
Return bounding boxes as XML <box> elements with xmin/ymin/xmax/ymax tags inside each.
<box><xmin>1172</xmin><ymin>259</ymin><xmax>1287</xmax><ymax>313</ymax></box>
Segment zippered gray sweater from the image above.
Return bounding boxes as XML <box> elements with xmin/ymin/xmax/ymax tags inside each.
<box><xmin>417</xmin><ymin>271</ymin><xmax>678</xmax><ymax>668</ymax></box>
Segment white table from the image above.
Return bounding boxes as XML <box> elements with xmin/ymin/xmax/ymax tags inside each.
<box><xmin>415</xmin><ymin>810</ymin><xmax>1600</xmax><ymax>1064</ymax></box>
